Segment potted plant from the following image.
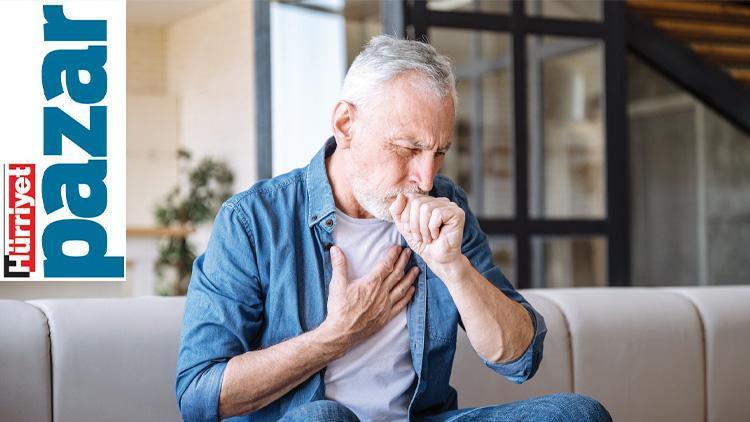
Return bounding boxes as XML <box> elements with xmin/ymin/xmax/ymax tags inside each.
<box><xmin>153</xmin><ymin>148</ymin><xmax>234</xmax><ymax>295</ymax></box>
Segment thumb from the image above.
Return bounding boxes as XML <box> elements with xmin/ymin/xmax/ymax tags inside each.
<box><xmin>389</xmin><ymin>193</ymin><xmax>407</xmax><ymax>222</ymax></box>
<box><xmin>330</xmin><ymin>246</ymin><xmax>348</xmax><ymax>281</ymax></box>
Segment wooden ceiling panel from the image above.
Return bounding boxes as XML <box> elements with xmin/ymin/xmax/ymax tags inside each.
<box><xmin>628</xmin><ymin>0</ymin><xmax>750</xmax><ymax>87</ymax></box>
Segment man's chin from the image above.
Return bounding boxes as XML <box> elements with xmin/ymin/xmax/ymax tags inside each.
<box><xmin>379</xmin><ymin>213</ymin><xmax>394</xmax><ymax>223</ymax></box>
<box><xmin>368</xmin><ymin>200</ymin><xmax>395</xmax><ymax>222</ymax></box>
<box><xmin>367</xmin><ymin>205</ymin><xmax>393</xmax><ymax>222</ymax></box>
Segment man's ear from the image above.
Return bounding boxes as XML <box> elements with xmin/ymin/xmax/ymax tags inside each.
<box><xmin>331</xmin><ymin>100</ymin><xmax>356</xmax><ymax>149</ymax></box>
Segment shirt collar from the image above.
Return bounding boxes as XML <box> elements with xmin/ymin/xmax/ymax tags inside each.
<box><xmin>305</xmin><ymin>136</ymin><xmax>338</xmax><ymax>228</ymax></box>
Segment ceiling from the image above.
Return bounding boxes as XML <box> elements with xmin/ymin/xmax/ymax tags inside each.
<box><xmin>628</xmin><ymin>0</ymin><xmax>750</xmax><ymax>86</ymax></box>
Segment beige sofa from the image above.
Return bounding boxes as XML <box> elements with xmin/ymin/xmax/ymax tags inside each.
<box><xmin>1</xmin><ymin>287</ymin><xmax>748</xmax><ymax>422</ymax></box>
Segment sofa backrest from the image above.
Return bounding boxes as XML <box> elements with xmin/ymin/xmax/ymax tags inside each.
<box><xmin>671</xmin><ymin>288</ymin><xmax>750</xmax><ymax>421</ymax></box>
<box><xmin>28</xmin><ymin>297</ymin><xmax>185</xmax><ymax>422</ymax></box>
<box><xmin>0</xmin><ymin>300</ymin><xmax>52</xmax><ymax>422</ymax></box>
<box><xmin>2</xmin><ymin>287</ymin><xmax>748</xmax><ymax>422</ymax></box>
<box><xmin>451</xmin><ymin>292</ymin><xmax>574</xmax><ymax>405</ymax></box>
<box><xmin>451</xmin><ymin>287</ymin><xmax>750</xmax><ymax>422</ymax></box>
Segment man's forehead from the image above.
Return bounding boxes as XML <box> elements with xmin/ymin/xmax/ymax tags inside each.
<box><xmin>378</xmin><ymin>72</ymin><xmax>455</xmax><ymax>114</ymax></box>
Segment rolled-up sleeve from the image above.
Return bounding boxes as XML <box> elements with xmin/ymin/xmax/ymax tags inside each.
<box><xmin>175</xmin><ymin>202</ymin><xmax>264</xmax><ymax>421</ymax></box>
<box><xmin>452</xmin><ymin>184</ymin><xmax>547</xmax><ymax>384</ymax></box>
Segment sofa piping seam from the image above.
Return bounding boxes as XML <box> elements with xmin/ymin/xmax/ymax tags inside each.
<box><xmin>671</xmin><ymin>290</ymin><xmax>709</xmax><ymax>422</ymax></box>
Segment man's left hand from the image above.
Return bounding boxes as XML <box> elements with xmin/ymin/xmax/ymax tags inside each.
<box><xmin>389</xmin><ymin>193</ymin><xmax>465</xmax><ymax>269</ymax></box>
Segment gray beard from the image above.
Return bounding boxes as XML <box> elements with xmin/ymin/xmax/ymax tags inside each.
<box><xmin>349</xmin><ymin>172</ymin><xmax>425</xmax><ymax>222</ymax></box>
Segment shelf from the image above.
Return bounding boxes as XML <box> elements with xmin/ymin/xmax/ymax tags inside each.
<box><xmin>126</xmin><ymin>226</ymin><xmax>195</xmax><ymax>238</ymax></box>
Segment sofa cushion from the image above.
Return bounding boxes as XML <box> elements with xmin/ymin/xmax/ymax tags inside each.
<box><xmin>29</xmin><ymin>297</ymin><xmax>185</xmax><ymax>422</ymax></box>
<box><xmin>450</xmin><ymin>291</ymin><xmax>573</xmax><ymax>407</ymax></box>
<box><xmin>0</xmin><ymin>300</ymin><xmax>52</xmax><ymax>422</ymax></box>
<box><xmin>672</xmin><ymin>287</ymin><xmax>750</xmax><ymax>422</ymax></box>
<box><xmin>536</xmin><ymin>288</ymin><xmax>705</xmax><ymax>422</ymax></box>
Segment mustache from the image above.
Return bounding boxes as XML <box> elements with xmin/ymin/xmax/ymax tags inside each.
<box><xmin>384</xmin><ymin>187</ymin><xmax>427</xmax><ymax>199</ymax></box>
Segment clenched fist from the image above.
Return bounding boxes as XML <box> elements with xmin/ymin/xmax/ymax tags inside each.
<box><xmin>389</xmin><ymin>192</ymin><xmax>465</xmax><ymax>269</ymax></box>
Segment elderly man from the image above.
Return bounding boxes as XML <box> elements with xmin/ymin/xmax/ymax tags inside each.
<box><xmin>176</xmin><ymin>35</ymin><xmax>610</xmax><ymax>421</ymax></box>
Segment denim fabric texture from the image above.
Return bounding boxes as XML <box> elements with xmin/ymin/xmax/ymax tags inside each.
<box><xmin>420</xmin><ymin>394</ymin><xmax>612</xmax><ymax>422</ymax></box>
<box><xmin>176</xmin><ymin>137</ymin><xmax>548</xmax><ymax>421</ymax></box>
<box><xmin>277</xmin><ymin>394</ymin><xmax>612</xmax><ymax>422</ymax></box>
<box><xmin>278</xmin><ymin>400</ymin><xmax>360</xmax><ymax>422</ymax></box>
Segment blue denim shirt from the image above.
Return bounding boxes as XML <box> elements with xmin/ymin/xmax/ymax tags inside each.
<box><xmin>176</xmin><ymin>137</ymin><xmax>547</xmax><ymax>421</ymax></box>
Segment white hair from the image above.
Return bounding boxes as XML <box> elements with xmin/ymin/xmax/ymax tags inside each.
<box><xmin>341</xmin><ymin>35</ymin><xmax>457</xmax><ymax>111</ymax></box>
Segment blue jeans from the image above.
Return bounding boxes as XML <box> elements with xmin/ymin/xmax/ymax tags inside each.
<box><xmin>278</xmin><ymin>393</ymin><xmax>612</xmax><ymax>421</ymax></box>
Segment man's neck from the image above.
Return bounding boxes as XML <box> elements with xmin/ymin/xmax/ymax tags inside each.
<box><xmin>325</xmin><ymin>148</ymin><xmax>374</xmax><ymax>219</ymax></box>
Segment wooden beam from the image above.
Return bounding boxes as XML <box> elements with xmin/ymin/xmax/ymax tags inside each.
<box><xmin>729</xmin><ymin>68</ymin><xmax>750</xmax><ymax>84</ymax></box>
<box><xmin>691</xmin><ymin>43</ymin><xmax>750</xmax><ymax>65</ymax></box>
<box><xmin>627</xmin><ymin>0</ymin><xmax>750</xmax><ymax>24</ymax></box>
<box><xmin>652</xmin><ymin>18</ymin><xmax>750</xmax><ymax>43</ymax></box>
<box><xmin>627</xmin><ymin>12</ymin><xmax>750</xmax><ymax>135</ymax></box>
<box><xmin>126</xmin><ymin>226</ymin><xmax>196</xmax><ymax>238</ymax></box>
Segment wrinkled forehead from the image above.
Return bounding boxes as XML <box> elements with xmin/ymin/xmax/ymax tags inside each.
<box><xmin>372</xmin><ymin>79</ymin><xmax>454</xmax><ymax>147</ymax></box>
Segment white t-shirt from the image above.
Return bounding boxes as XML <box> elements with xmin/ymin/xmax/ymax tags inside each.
<box><xmin>324</xmin><ymin>208</ymin><xmax>415</xmax><ymax>421</ymax></box>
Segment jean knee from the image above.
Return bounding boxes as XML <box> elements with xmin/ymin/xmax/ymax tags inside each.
<box><xmin>551</xmin><ymin>393</ymin><xmax>611</xmax><ymax>422</ymax></box>
<box><xmin>279</xmin><ymin>399</ymin><xmax>360</xmax><ymax>422</ymax></box>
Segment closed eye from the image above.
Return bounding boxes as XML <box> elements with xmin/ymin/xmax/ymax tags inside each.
<box><xmin>394</xmin><ymin>143</ymin><xmax>447</xmax><ymax>158</ymax></box>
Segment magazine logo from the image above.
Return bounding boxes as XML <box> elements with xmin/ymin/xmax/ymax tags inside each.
<box><xmin>0</xmin><ymin>1</ymin><xmax>125</xmax><ymax>281</ymax></box>
<box><xmin>39</xmin><ymin>4</ymin><xmax>124</xmax><ymax>278</ymax></box>
<box><xmin>4</xmin><ymin>164</ymin><xmax>36</xmax><ymax>278</ymax></box>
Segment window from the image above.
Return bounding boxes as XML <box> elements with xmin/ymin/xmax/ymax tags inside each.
<box><xmin>404</xmin><ymin>0</ymin><xmax>628</xmax><ymax>287</ymax></box>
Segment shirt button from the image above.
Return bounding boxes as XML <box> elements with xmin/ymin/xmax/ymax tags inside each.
<box><xmin>325</xmin><ymin>219</ymin><xmax>333</xmax><ymax>227</ymax></box>
<box><xmin>310</xmin><ymin>215</ymin><xmax>317</xmax><ymax>222</ymax></box>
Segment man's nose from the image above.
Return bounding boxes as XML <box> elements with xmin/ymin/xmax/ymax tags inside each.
<box><xmin>411</xmin><ymin>155</ymin><xmax>435</xmax><ymax>193</ymax></box>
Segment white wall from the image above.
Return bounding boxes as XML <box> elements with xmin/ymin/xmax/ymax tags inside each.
<box><xmin>166</xmin><ymin>0</ymin><xmax>255</xmax><ymax>193</ymax></box>
<box><xmin>126</xmin><ymin>95</ymin><xmax>179</xmax><ymax>227</ymax></box>
<box><xmin>166</xmin><ymin>0</ymin><xmax>256</xmax><ymax>253</ymax></box>
<box><xmin>126</xmin><ymin>25</ymin><xmax>179</xmax><ymax>227</ymax></box>
<box><xmin>127</xmin><ymin>25</ymin><xmax>167</xmax><ymax>94</ymax></box>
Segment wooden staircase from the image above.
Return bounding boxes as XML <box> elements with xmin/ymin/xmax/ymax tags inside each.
<box><xmin>625</xmin><ymin>0</ymin><xmax>750</xmax><ymax>133</ymax></box>
<box><xmin>628</xmin><ymin>0</ymin><xmax>750</xmax><ymax>86</ymax></box>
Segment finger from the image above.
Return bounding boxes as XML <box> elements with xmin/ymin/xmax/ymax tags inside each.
<box><xmin>369</xmin><ymin>245</ymin><xmax>402</xmax><ymax>284</ymax></box>
<box><xmin>390</xmin><ymin>285</ymin><xmax>416</xmax><ymax>318</ymax></box>
<box><xmin>385</xmin><ymin>247</ymin><xmax>411</xmax><ymax>290</ymax></box>
<box><xmin>400</xmin><ymin>227</ymin><xmax>421</xmax><ymax>249</ymax></box>
<box><xmin>389</xmin><ymin>266</ymin><xmax>419</xmax><ymax>302</ymax></box>
<box><xmin>419</xmin><ymin>202</ymin><xmax>437</xmax><ymax>243</ymax></box>
<box><xmin>409</xmin><ymin>197</ymin><xmax>424</xmax><ymax>242</ymax></box>
<box><xmin>394</xmin><ymin>205</ymin><xmax>411</xmax><ymax>232</ymax></box>
<box><xmin>399</xmin><ymin>195</ymin><xmax>412</xmax><ymax>229</ymax></box>
<box><xmin>395</xmin><ymin>220</ymin><xmax>411</xmax><ymax>238</ymax></box>
<box><xmin>389</xmin><ymin>193</ymin><xmax>407</xmax><ymax>222</ymax></box>
<box><xmin>437</xmin><ymin>203</ymin><xmax>464</xmax><ymax>226</ymax></box>
<box><xmin>428</xmin><ymin>207</ymin><xmax>443</xmax><ymax>240</ymax></box>
<box><xmin>329</xmin><ymin>246</ymin><xmax>348</xmax><ymax>283</ymax></box>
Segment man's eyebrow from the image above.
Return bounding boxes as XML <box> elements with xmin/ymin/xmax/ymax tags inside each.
<box><xmin>394</xmin><ymin>137</ymin><xmax>452</xmax><ymax>153</ymax></box>
<box><xmin>438</xmin><ymin>142</ymin><xmax>452</xmax><ymax>153</ymax></box>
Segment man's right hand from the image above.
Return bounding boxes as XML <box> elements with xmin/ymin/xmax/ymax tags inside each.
<box><xmin>218</xmin><ymin>245</ymin><xmax>419</xmax><ymax>418</ymax></box>
<box><xmin>321</xmin><ymin>245</ymin><xmax>419</xmax><ymax>348</ymax></box>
